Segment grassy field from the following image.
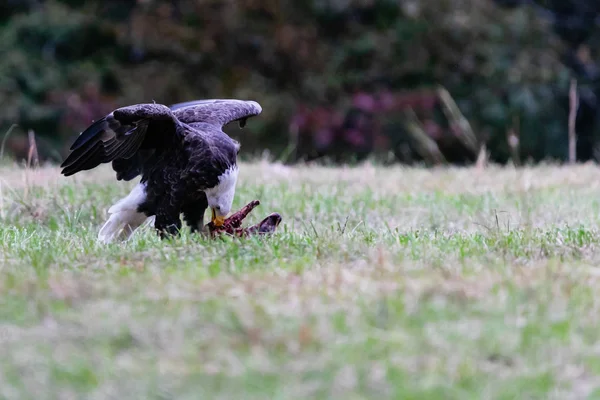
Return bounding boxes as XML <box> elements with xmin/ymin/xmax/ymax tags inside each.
<box><xmin>2</xmin><ymin>160</ymin><xmax>600</xmax><ymax>399</ymax></box>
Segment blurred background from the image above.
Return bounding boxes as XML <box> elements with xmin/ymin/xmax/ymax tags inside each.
<box><xmin>1</xmin><ymin>0</ymin><xmax>600</xmax><ymax>166</ymax></box>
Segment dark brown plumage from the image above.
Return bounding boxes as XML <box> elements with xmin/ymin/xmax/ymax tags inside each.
<box><xmin>60</xmin><ymin>99</ymin><xmax>262</xmax><ymax>242</ymax></box>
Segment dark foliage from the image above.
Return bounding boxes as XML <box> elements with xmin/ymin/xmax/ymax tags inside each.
<box><xmin>1</xmin><ymin>0</ymin><xmax>599</xmax><ymax>165</ymax></box>
<box><xmin>492</xmin><ymin>0</ymin><xmax>600</xmax><ymax>162</ymax></box>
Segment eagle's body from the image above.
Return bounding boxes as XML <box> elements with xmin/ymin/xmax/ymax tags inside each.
<box><xmin>60</xmin><ymin>99</ymin><xmax>262</xmax><ymax>242</ymax></box>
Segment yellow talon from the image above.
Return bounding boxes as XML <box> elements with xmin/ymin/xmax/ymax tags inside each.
<box><xmin>211</xmin><ymin>208</ymin><xmax>225</xmax><ymax>226</ymax></box>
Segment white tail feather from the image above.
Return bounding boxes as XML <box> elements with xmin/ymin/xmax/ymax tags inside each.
<box><xmin>98</xmin><ymin>183</ymin><xmax>150</xmax><ymax>244</ymax></box>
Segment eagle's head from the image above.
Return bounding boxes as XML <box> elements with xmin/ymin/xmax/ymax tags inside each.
<box><xmin>205</xmin><ymin>139</ymin><xmax>241</xmax><ymax>226</ymax></box>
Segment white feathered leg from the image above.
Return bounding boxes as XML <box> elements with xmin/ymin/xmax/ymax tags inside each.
<box><xmin>98</xmin><ymin>183</ymin><xmax>151</xmax><ymax>244</ymax></box>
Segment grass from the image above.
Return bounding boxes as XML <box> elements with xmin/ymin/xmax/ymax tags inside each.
<box><xmin>2</xmin><ymin>160</ymin><xmax>600</xmax><ymax>399</ymax></box>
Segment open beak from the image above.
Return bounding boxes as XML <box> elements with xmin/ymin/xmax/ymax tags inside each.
<box><xmin>211</xmin><ymin>207</ymin><xmax>225</xmax><ymax>227</ymax></box>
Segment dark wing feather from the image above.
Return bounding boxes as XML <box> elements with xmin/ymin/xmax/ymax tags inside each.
<box><xmin>68</xmin><ymin>116</ymin><xmax>124</xmax><ymax>151</ymax></box>
<box><xmin>60</xmin><ymin>119</ymin><xmax>148</xmax><ymax>176</ymax></box>
<box><xmin>61</xmin><ymin>142</ymin><xmax>105</xmax><ymax>176</ymax></box>
<box><xmin>60</xmin><ymin>104</ymin><xmax>177</xmax><ymax>178</ymax></box>
<box><xmin>169</xmin><ymin>99</ymin><xmax>225</xmax><ymax>112</ymax></box>
<box><xmin>112</xmin><ymin>149</ymin><xmax>156</xmax><ymax>181</ymax></box>
<box><xmin>169</xmin><ymin>99</ymin><xmax>262</xmax><ymax>128</ymax></box>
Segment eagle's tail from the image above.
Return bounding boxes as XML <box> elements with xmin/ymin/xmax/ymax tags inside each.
<box><xmin>98</xmin><ymin>183</ymin><xmax>150</xmax><ymax>244</ymax></box>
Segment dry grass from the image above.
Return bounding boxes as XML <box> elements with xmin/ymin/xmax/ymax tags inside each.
<box><xmin>1</xmin><ymin>161</ymin><xmax>600</xmax><ymax>399</ymax></box>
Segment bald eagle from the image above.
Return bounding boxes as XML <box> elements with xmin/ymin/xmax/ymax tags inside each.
<box><xmin>60</xmin><ymin>99</ymin><xmax>262</xmax><ymax>243</ymax></box>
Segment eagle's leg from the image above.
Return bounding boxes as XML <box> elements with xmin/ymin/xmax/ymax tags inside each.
<box><xmin>154</xmin><ymin>211</ymin><xmax>182</xmax><ymax>239</ymax></box>
<box><xmin>182</xmin><ymin>193</ymin><xmax>209</xmax><ymax>235</ymax></box>
<box><xmin>153</xmin><ymin>188</ymin><xmax>185</xmax><ymax>240</ymax></box>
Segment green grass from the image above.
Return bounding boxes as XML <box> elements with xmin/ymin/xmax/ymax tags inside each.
<box><xmin>2</xmin><ymin>161</ymin><xmax>600</xmax><ymax>399</ymax></box>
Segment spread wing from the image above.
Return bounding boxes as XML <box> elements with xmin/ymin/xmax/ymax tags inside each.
<box><xmin>60</xmin><ymin>104</ymin><xmax>180</xmax><ymax>178</ymax></box>
<box><xmin>170</xmin><ymin>99</ymin><xmax>262</xmax><ymax>128</ymax></box>
<box><xmin>60</xmin><ymin>99</ymin><xmax>262</xmax><ymax>181</ymax></box>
